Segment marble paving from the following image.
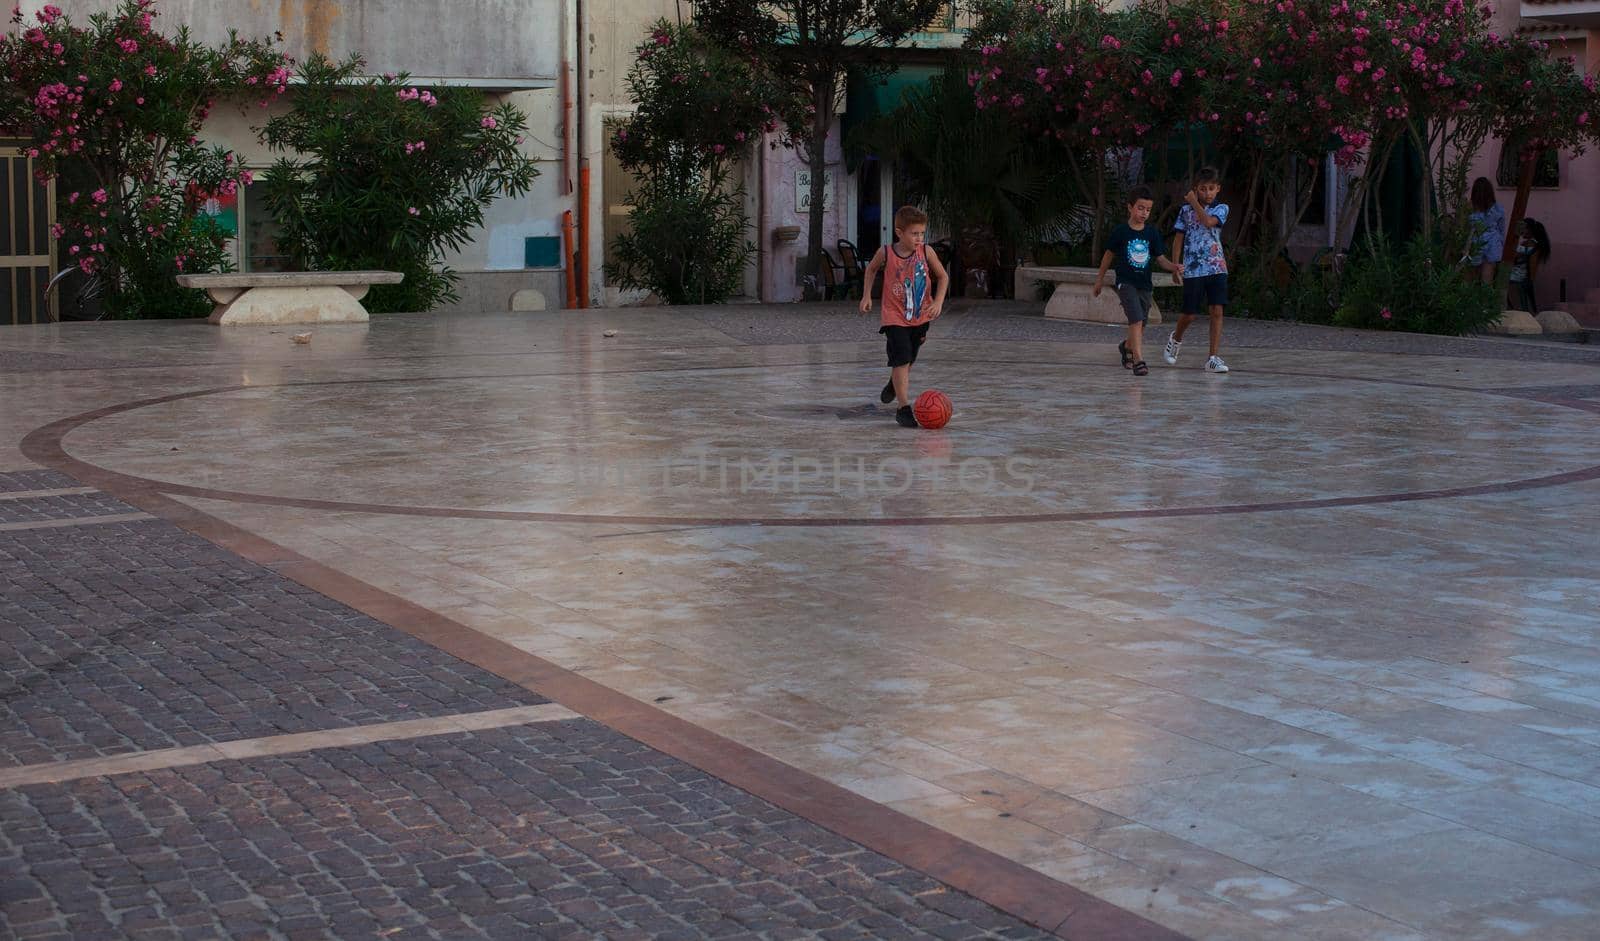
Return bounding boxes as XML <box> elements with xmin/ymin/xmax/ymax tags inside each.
<box><xmin>6</xmin><ymin>306</ymin><xmax>1600</xmax><ymax>940</ymax></box>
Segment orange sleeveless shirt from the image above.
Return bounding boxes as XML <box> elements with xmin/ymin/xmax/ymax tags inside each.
<box><xmin>880</xmin><ymin>245</ymin><xmax>933</xmax><ymax>328</ymax></box>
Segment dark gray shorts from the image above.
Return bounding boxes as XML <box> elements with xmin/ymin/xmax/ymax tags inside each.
<box><xmin>1116</xmin><ymin>283</ymin><xmax>1154</xmax><ymax>324</ymax></box>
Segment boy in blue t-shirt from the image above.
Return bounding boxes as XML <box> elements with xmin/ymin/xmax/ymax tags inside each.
<box><xmin>1164</xmin><ymin>167</ymin><xmax>1231</xmax><ymax>374</ymax></box>
<box><xmin>1093</xmin><ymin>185</ymin><xmax>1181</xmax><ymax>377</ymax></box>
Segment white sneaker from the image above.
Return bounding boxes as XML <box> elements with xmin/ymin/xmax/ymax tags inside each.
<box><xmin>1163</xmin><ymin>335</ymin><xmax>1182</xmax><ymax>365</ymax></box>
<box><xmin>1205</xmin><ymin>355</ymin><xmax>1230</xmax><ymax>373</ymax></box>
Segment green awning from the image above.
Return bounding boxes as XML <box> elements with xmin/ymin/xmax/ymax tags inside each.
<box><xmin>843</xmin><ymin>66</ymin><xmax>942</xmax><ymax>136</ymax></box>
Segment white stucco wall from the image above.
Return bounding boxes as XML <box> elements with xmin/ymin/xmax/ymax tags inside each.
<box><xmin>17</xmin><ymin>0</ymin><xmax>561</xmax><ymax>83</ymax></box>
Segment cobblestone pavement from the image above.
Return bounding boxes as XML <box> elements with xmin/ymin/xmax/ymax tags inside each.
<box><xmin>0</xmin><ymin>470</ymin><xmax>79</xmax><ymax>493</ymax></box>
<box><xmin>1</xmin><ymin>473</ymin><xmax>546</xmax><ymax>768</ymax></box>
<box><xmin>0</xmin><ymin>472</ymin><xmax>1064</xmax><ymax>940</ymax></box>
<box><xmin>2</xmin><ymin>723</ymin><xmax>1051</xmax><ymax>941</ymax></box>
<box><xmin>0</xmin><ymin>492</ymin><xmax>146</xmax><ymax>525</ymax></box>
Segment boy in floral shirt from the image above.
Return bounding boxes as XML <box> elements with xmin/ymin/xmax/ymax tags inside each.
<box><xmin>1164</xmin><ymin>167</ymin><xmax>1231</xmax><ymax>373</ymax></box>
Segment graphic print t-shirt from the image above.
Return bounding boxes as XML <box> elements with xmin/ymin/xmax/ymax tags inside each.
<box><xmin>1174</xmin><ymin>202</ymin><xmax>1230</xmax><ymax>277</ymax></box>
<box><xmin>880</xmin><ymin>244</ymin><xmax>933</xmax><ymax>327</ymax></box>
<box><xmin>1107</xmin><ymin>223</ymin><xmax>1157</xmax><ymax>290</ymax></box>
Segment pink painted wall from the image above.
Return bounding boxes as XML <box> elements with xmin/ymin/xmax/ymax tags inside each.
<box><xmin>1466</xmin><ymin>33</ymin><xmax>1600</xmax><ymax>312</ymax></box>
<box><xmin>754</xmin><ymin>119</ymin><xmax>849</xmax><ymax>303</ymax></box>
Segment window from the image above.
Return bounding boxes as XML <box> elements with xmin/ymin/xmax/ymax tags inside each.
<box><xmin>924</xmin><ymin>3</ymin><xmax>958</xmax><ymax>31</ymax></box>
<box><xmin>602</xmin><ymin>116</ymin><xmax>640</xmax><ymax>280</ymax></box>
<box><xmin>241</xmin><ymin>179</ymin><xmax>290</xmax><ymax>272</ymax></box>
<box><xmin>1298</xmin><ymin>155</ymin><xmax>1328</xmax><ymax>227</ymax></box>
<box><xmin>1497</xmin><ymin>145</ymin><xmax>1560</xmax><ymax>189</ymax></box>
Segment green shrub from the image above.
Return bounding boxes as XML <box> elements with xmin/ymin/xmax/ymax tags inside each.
<box><xmin>1228</xmin><ymin>249</ymin><xmax>1338</xmax><ymax>325</ymax></box>
<box><xmin>1335</xmin><ymin>233</ymin><xmax>1499</xmax><ymax>335</ymax></box>
<box><xmin>608</xmin><ymin>185</ymin><xmax>752</xmax><ymax>305</ymax></box>
<box><xmin>606</xmin><ymin>22</ymin><xmax>778</xmax><ymax>304</ymax></box>
<box><xmin>259</xmin><ymin>55</ymin><xmax>537</xmax><ymax>313</ymax></box>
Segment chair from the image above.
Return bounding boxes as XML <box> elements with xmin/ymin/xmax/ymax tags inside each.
<box><xmin>837</xmin><ymin>240</ymin><xmax>866</xmax><ymax>300</ymax></box>
<box><xmin>817</xmin><ymin>250</ymin><xmax>844</xmax><ymax>301</ymax></box>
<box><xmin>928</xmin><ymin>240</ymin><xmax>957</xmax><ymax>295</ymax></box>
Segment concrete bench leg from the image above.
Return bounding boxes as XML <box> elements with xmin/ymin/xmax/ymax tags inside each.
<box><xmin>1043</xmin><ymin>285</ymin><xmax>1162</xmax><ymax>326</ymax></box>
<box><xmin>207</xmin><ymin>285</ymin><xmax>374</xmax><ymax>325</ymax></box>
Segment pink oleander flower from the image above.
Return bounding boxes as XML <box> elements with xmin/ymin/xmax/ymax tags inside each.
<box><xmin>480</xmin><ymin>116</ymin><xmax>498</xmax><ymax>129</ymax></box>
<box><xmin>109</xmin><ymin>78</ymin><xmax>123</xmax><ymax>92</ymax></box>
<box><xmin>407</xmin><ymin>206</ymin><xmax>420</xmax><ymax>215</ymax></box>
<box><xmin>117</xmin><ymin>38</ymin><xmax>139</xmax><ymax>54</ymax></box>
<box><xmin>1380</xmin><ymin>307</ymin><xmax>1393</xmax><ymax>320</ymax></box>
<box><xmin>90</xmin><ymin>188</ymin><xmax>107</xmax><ymax>204</ymax></box>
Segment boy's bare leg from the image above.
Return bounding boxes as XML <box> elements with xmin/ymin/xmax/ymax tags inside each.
<box><xmin>892</xmin><ymin>365</ymin><xmax>911</xmax><ymax>406</ymax></box>
<box><xmin>1208</xmin><ymin>307</ymin><xmax>1224</xmax><ymax>357</ymax></box>
<box><xmin>1128</xmin><ymin>321</ymin><xmax>1144</xmax><ymax>362</ymax></box>
<box><xmin>1172</xmin><ymin>313</ymin><xmax>1197</xmax><ymax>343</ymax></box>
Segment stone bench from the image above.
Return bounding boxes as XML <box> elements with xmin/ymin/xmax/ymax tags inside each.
<box><xmin>175</xmin><ymin>271</ymin><xmax>404</xmax><ymax>325</ymax></box>
<box><xmin>1014</xmin><ymin>265</ymin><xmax>1175</xmax><ymax>325</ymax></box>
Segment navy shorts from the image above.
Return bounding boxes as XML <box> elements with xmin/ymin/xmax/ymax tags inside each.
<box><xmin>880</xmin><ymin>323</ymin><xmax>930</xmax><ymax>368</ymax></box>
<box><xmin>1181</xmin><ymin>273</ymin><xmax>1228</xmax><ymax>314</ymax></box>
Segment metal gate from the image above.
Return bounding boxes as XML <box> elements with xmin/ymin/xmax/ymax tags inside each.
<box><xmin>1</xmin><ymin>146</ymin><xmax>56</xmax><ymax>325</ymax></box>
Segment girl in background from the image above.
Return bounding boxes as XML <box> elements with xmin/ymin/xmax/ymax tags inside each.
<box><xmin>1508</xmin><ymin>217</ymin><xmax>1552</xmax><ymax>314</ymax></box>
<box><xmin>1465</xmin><ymin>177</ymin><xmax>1506</xmax><ymax>284</ymax></box>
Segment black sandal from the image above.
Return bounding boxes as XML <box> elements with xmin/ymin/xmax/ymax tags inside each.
<box><xmin>1133</xmin><ymin>360</ymin><xmax>1149</xmax><ymax>376</ymax></box>
<box><xmin>1119</xmin><ymin>341</ymin><xmax>1134</xmax><ymax>369</ymax></box>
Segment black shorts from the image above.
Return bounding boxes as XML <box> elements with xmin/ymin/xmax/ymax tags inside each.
<box><xmin>1181</xmin><ymin>274</ymin><xmax>1228</xmax><ymax>314</ymax></box>
<box><xmin>880</xmin><ymin>323</ymin><xmax>930</xmax><ymax>368</ymax></box>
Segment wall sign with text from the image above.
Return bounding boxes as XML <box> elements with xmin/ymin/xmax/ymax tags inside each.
<box><xmin>795</xmin><ymin>169</ymin><xmax>835</xmax><ymax>213</ymax></box>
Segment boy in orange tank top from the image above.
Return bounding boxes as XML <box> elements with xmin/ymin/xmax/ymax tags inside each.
<box><xmin>858</xmin><ymin>206</ymin><xmax>949</xmax><ymax>427</ymax></box>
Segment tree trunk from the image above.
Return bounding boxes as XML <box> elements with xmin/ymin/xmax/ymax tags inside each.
<box><xmin>1412</xmin><ymin>120</ymin><xmax>1433</xmax><ymax>244</ymax></box>
<box><xmin>803</xmin><ymin>75</ymin><xmax>836</xmax><ymax>302</ymax></box>
<box><xmin>1091</xmin><ymin>151</ymin><xmax>1106</xmax><ymax>261</ymax></box>
<box><xmin>1502</xmin><ymin>147</ymin><xmax>1536</xmax><ymax>266</ymax></box>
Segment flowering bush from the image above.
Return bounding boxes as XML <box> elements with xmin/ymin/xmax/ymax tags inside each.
<box><xmin>968</xmin><ymin>0</ymin><xmax>1600</xmax><ymax>267</ymax></box>
<box><xmin>257</xmin><ymin>54</ymin><xmax>538</xmax><ymax>313</ymax></box>
<box><xmin>610</xmin><ymin>21</ymin><xmax>786</xmax><ymax>187</ymax></box>
<box><xmin>608</xmin><ymin>22</ymin><xmax>784</xmax><ymax>304</ymax></box>
<box><xmin>0</xmin><ymin>0</ymin><xmax>289</xmax><ymax>317</ymax></box>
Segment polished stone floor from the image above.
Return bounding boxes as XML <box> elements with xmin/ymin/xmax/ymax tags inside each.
<box><xmin>6</xmin><ymin>305</ymin><xmax>1600</xmax><ymax>940</ymax></box>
